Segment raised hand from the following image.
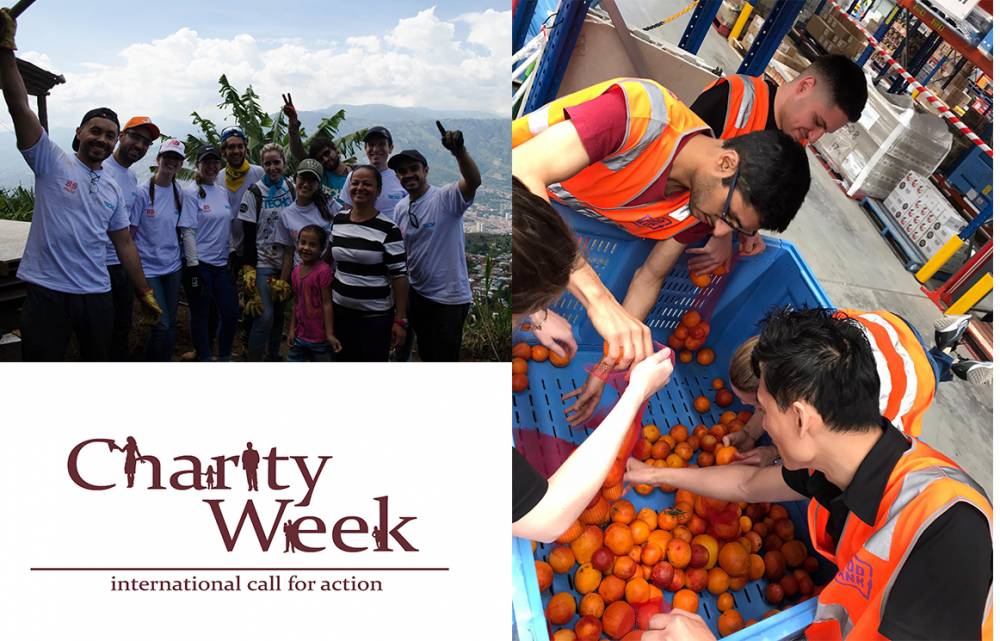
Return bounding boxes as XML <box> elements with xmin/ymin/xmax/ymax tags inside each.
<box><xmin>436</xmin><ymin>120</ymin><xmax>464</xmax><ymax>154</ymax></box>
<box><xmin>282</xmin><ymin>93</ymin><xmax>298</xmax><ymax>124</ymax></box>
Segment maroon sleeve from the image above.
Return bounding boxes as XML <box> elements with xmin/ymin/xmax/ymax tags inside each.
<box><xmin>673</xmin><ymin>222</ymin><xmax>713</xmax><ymax>245</ymax></box>
<box><xmin>564</xmin><ymin>86</ymin><xmax>628</xmax><ymax>164</ymax></box>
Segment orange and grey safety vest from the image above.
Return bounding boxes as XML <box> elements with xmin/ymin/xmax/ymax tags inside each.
<box><xmin>804</xmin><ymin>438</ymin><xmax>993</xmax><ymax>641</ymax></box>
<box><xmin>702</xmin><ymin>74</ymin><xmax>772</xmax><ymax>139</ymax></box>
<box><xmin>512</xmin><ymin>78</ymin><xmax>711</xmax><ymax>240</ymax></box>
<box><xmin>842</xmin><ymin>309</ymin><xmax>936</xmax><ymax>438</ymax></box>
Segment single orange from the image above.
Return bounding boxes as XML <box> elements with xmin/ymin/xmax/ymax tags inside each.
<box><xmin>579</xmin><ymin>592</ymin><xmax>606</xmax><ymax>618</ymax></box>
<box><xmin>718</xmin><ymin>609</ymin><xmax>745</xmax><ymax>636</ymax></box>
<box><xmin>512</xmin><ymin>373</ymin><xmax>528</xmax><ymax>392</ymax></box>
<box><xmin>674</xmin><ymin>325</ymin><xmax>689</xmax><ymax>340</ymax></box>
<box><xmin>549</xmin><ymin>350</ymin><xmax>571</xmax><ymax>367</ymax></box>
<box><xmin>712</xmin><ymin>377</ymin><xmax>725</xmax><ymax>390</ymax></box>
<box><xmin>625</xmin><ymin>577</ymin><xmax>650</xmax><ymax>604</ymax></box>
<box><xmin>669</xmin><ymin>424</ymin><xmax>689</xmax><ymax>442</ymax></box>
<box><xmin>610</xmin><ymin>499</ymin><xmax>636</xmax><ymax>524</ymax></box>
<box><xmin>696</xmin><ymin>348</ymin><xmax>715</xmax><ymax>366</ymax></box>
<box><xmin>548</xmin><ymin>546</ymin><xmax>575</xmax><ymax>574</ymax></box>
<box><xmin>690</xmin><ymin>272</ymin><xmax>711</xmax><ymax>288</ymax></box>
<box><xmin>706</xmin><ymin>567</ymin><xmax>730</xmax><ymax>595</ymax></box>
<box><xmin>681</xmin><ymin>310</ymin><xmax>701</xmax><ymax>328</ymax></box>
<box><xmin>604</xmin><ymin>523</ymin><xmax>634</xmax><ymax>556</ymax></box>
<box><xmin>678</xmin><ymin>350</ymin><xmax>693</xmax><ymax>363</ymax></box>
<box><xmin>673</xmin><ymin>526</ymin><xmax>693</xmax><ymax>543</ymax></box>
<box><xmin>674</xmin><ymin>442</ymin><xmax>694</xmax><ymax>461</ymax></box>
<box><xmin>716</xmin><ymin>591</ymin><xmax>735</xmax><ymax>612</ymax></box>
<box><xmin>672</xmin><ymin>588</ymin><xmax>700</xmax><ymax>613</ymax></box>
<box><xmin>512</xmin><ymin>342</ymin><xmax>531</xmax><ymax>360</ymax></box>
<box><xmin>637</xmin><ymin>507</ymin><xmax>658</xmax><ymax>530</ymax></box>
<box><xmin>718</xmin><ymin>541</ymin><xmax>751</xmax><ymax>578</ymax></box>
<box><xmin>545</xmin><ymin>591</ymin><xmax>576</xmax><ymax>625</ymax></box>
<box><xmin>535</xmin><ymin>560</ymin><xmax>553</xmax><ymax>591</ymax></box>
<box><xmin>684</xmin><ymin>335</ymin><xmax>702</xmax><ymax>351</ymax></box>
<box><xmin>598</xmin><ymin>575</ymin><xmax>626</xmax><ymax>602</ymax></box>
<box><xmin>629</xmin><ymin>520</ymin><xmax>651</xmax><ymax>546</ymax></box>
<box><xmin>530</xmin><ymin>344</ymin><xmax>549</xmax><ymax>362</ymax></box>
<box><xmin>641</xmin><ymin>424</ymin><xmax>660</xmax><ymax>443</ymax></box>
<box><xmin>672</xmin><ymin>501</ymin><xmax>693</xmax><ymax>525</ymax></box>
<box><xmin>512</xmin><ymin>357</ymin><xmax>528</xmax><ymax>375</ymax></box>
<box><xmin>693</xmin><ymin>396</ymin><xmax>711</xmax><ymax>413</ymax></box>
<box><xmin>715</xmin><ymin>446</ymin><xmax>738</xmax><ymax>466</ymax></box>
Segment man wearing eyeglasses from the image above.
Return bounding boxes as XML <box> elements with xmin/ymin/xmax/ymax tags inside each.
<box><xmin>513</xmin><ymin>78</ymin><xmax>811</xmax><ymax>380</ymax></box>
<box><xmin>388</xmin><ymin>121</ymin><xmax>481</xmax><ymax>362</ymax></box>
<box><xmin>686</xmin><ymin>55</ymin><xmax>868</xmax><ymax>277</ymax></box>
<box><xmin>0</xmin><ymin>9</ymin><xmax>161</xmax><ymax>361</ymax></box>
<box><xmin>103</xmin><ymin>116</ymin><xmax>161</xmax><ymax>360</ymax></box>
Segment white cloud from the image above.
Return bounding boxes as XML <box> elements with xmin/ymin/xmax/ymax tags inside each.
<box><xmin>33</xmin><ymin>7</ymin><xmax>510</xmax><ymax>130</ymax></box>
<box><xmin>18</xmin><ymin>50</ymin><xmax>52</xmax><ymax>69</ymax></box>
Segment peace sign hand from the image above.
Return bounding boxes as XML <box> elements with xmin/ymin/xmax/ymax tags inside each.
<box><xmin>282</xmin><ymin>93</ymin><xmax>298</xmax><ymax>125</ymax></box>
<box><xmin>436</xmin><ymin>120</ymin><xmax>464</xmax><ymax>154</ymax></box>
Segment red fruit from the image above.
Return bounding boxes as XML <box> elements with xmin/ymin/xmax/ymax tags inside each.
<box><xmin>591</xmin><ymin>547</ymin><xmax>614</xmax><ymax>574</ymax></box>
<box><xmin>780</xmin><ymin>573</ymin><xmax>799</xmax><ymax>598</ymax></box>
<box><xmin>765</xmin><ymin>582</ymin><xmax>784</xmax><ymax>604</ymax></box>
<box><xmin>804</xmin><ymin>556</ymin><xmax>821</xmax><ymax>574</ymax></box>
<box><xmin>798</xmin><ymin>575</ymin><xmax>815</xmax><ymax>597</ymax></box>
<box><xmin>636</xmin><ymin>601</ymin><xmax>661</xmax><ymax>630</ymax></box>
<box><xmin>715</xmin><ymin>389</ymin><xmax>734</xmax><ymax>407</ymax></box>
<box><xmin>650</xmin><ymin>561</ymin><xmax>675</xmax><ymax>589</ymax></box>
<box><xmin>689</xmin><ymin>544</ymin><xmax>710</xmax><ymax>569</ymax></box>
<box><xmin>667</xmin><ymin>568</ymin><xmax>686</xmax><ymax>592</ymax></box>
<box><xmin>575</xmin><ymin>615</ymin><xmax>602</xmax><ymax>641</ymax></box>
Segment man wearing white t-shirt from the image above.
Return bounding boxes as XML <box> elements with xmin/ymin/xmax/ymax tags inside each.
<box><xmin>103</xmin><ymin>115</ymin><xmax>160</xmax><ymax>361</ymax></box>
<box><xmin>339</xmin><ymin>126</ymin><xmax>407</xmax><ymax>218</ymax></box>
<box><xmin>390</xmin><ymin>122</ymin><xmax>481</xmax><ymax>361</ymax></box>
<box><xmin>0</xmin><ymin>10</ymin><xmax>160</xmax><ymax>361</ymax></box>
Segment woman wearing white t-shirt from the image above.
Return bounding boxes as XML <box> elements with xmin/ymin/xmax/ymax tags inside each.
<box><xmin>239</xmin><ymin>143</ymin><xmax>295</xmax><ymax>361</ymax></box>
<box><xmin>276</xmin><ymin>158</ymin><xmax>334</xmax><ymax>283</ymax></box>
<box><xmin>188</xmin><ymin>145</ymin><xmax>240</xmax><ymax>361</ymax></box>
<box><xmin>129</xmin><ymin>139</ymin><xmax>199</xmax><ymax>361</ymax></box>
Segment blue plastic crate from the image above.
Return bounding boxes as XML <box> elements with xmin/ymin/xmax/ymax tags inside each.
<box><xmin>513</xmin><ymin>204</ymin><xmax>838</xmax><ymax>640</ymax></box>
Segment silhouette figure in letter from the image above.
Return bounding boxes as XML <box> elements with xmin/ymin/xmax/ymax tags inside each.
<box><xmin>283</xmin><ymin>519</ymin><xmax>295</xmax><ymax>553</ymax></box>
<box><xmin>241</xmin><ymin>442</ymin><xmax>260</xmax><ymax>491</ymax></box>
<box><xmin>205</xmin><ymin>464</ymin><xmax>216</xmax><ymax>490</ymax></box>
<box><xmin>113</xmin><ymin>436</ymin><xmax>145</xmax><ymax>488</ymax></box>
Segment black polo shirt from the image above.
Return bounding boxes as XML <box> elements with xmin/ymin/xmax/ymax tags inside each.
<box><xmin>690</xmin><ymin>77</ymin><xmax>779</xmax><ymax>138</ymax></box>
<box><xmin>513</xmin><ymin>448</ymin><xmax>548</xmax><ymax>523</ymax></box>
<box><xmin>782</xmin><ymin>419</ymin><xmax>992</xmax><ymax>641</ymax></box>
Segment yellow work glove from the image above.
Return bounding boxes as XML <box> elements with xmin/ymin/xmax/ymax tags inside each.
<box><xmin>138</xmin><ymin>288</ymin><xmax>162</xmax><ymax>325</ymax></box>
<box><xmin>244</xmin><ymin>295</ymin><xmax>263</xmax><ymax>317</ymax></box>
<box><xmin>240</xmin><ymin>265</ymin><xmax>257</xmax><ymax>295</ymax></box>
<box><xmin>269</xmin><ymin>278</ymin><xmax>291</xmax><ymax>302</ymax></box>
<box><xmin>0</xmin><ymin>9</ymin><xmax>17</xmax><ymax>51</ymax></box>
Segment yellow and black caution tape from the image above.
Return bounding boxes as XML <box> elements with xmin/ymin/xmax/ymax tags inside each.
<box><xmin>642</xmin><ymin>0</ymin><xmax>700</xmax><ymax>31</ymax></box>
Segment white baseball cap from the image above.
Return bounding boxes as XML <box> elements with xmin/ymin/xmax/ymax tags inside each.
<box><xmin>157</xmin><ymin>138</ymin><xmax>185</xmax><ymax>158</ymax></box>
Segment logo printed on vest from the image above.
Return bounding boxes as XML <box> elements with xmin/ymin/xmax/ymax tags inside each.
<box><xmin>633</xmin><ymin>214</ymin><xmax>676</xmax><ymax>231</ymax></box>
<box><xmin>834</xmin><ymin>557</ymin><xmax>873</xmax><ymax>599</ymax></box>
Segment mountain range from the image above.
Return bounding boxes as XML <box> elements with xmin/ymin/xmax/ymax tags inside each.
<box><xmin>0</xmin><ymin>104</ymin><xmax>510</xmax><ymax>196</ymax></box>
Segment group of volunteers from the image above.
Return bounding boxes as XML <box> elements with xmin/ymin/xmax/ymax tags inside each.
<box><xmin>1</xmin><ymin>11</ymin><xmax>482</xmax><ymax>363</ymax></box>
<box><xmin>512</xmin><ymin>53</ymin><xmax>992</xmax><ymax>641</ymax></box>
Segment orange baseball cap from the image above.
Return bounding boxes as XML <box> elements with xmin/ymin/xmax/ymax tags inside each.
<box><xmin>122</xmin><ymin>116</ymin><xmax>161</xmax><ymax>140</ymax></box>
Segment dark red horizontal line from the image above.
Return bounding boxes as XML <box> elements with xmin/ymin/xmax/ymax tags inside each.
<box><xmin>30</xmin><ymin>567</ymin><xmax>449</xmax><ymax>572</ymax></box>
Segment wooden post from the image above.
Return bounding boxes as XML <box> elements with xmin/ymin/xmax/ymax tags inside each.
<box><xmin>36</xmin><ymin>92</ymin><xmax>47</xmax><ymax>132</ymax></box>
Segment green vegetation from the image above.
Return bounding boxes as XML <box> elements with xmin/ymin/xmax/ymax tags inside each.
<box><xmin>462</xmin><ymin>251</ymin><xmax>512</xmax><ymax>362</ymax></box>
<box><xmin>185</xmin><ymin>75</ymin><xmax>367</xmax><ymax>169</ymax></box>
<box><xmin>0</xmin><ymin>185</ymin><xmax>34</xmax><ymax>221</ymax></box>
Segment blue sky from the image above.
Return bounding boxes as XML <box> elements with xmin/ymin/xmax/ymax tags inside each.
<box><xmin>10</xmin><ymin>1</ymin><xmax>510</xmax><ymax>128</ymax></box>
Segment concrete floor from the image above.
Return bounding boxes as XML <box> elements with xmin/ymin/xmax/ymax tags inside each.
<box><xmin>625</xmin><ymin>1</ymin><xmax>993</xmax><ymax>494</ymax></box>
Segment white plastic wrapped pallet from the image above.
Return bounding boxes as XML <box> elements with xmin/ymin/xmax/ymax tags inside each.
<box><xmin>812</xmin><ymin>77</ymin><xmax>952</xmax><ymax>199</ymax></box>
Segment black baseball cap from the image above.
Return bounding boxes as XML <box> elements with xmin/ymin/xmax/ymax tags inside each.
<box><xmin>72</xmin><ymin>107</ymin><xmax>120</xmax><ymax>151</ymax></box>
<box><xmin>363</xmin><ymin>126</ymin><xmax>392</xmax><ymax>145</ymax></box>
<box><xmin>388</xmin><ymin>149</ymin><xmax>428</xmax><ymax>170</ymax></box>
<box><xmin>197</xmin><ymin>145</ymin><xmax>222</xmax><ymax>162</ymax></box>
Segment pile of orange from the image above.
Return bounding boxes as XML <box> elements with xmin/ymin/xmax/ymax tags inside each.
<box><xmin>666</xmin><ymin>309</ymin><xmax>712</xmax><ymax>364</ymax></box>
<box><xmin>536</xmin><ymin>426</ymin><xmax>827</xmax><ymax>639</ymax></box>
<box><xmin>512</xmin><ymin>341</ymin><xmax>572</xmax><ymax>393</ymax></box>
<box><xmin>689</xmin><ymin>263</ymin><xmax>727</xmax><ymax>289</ymax></box>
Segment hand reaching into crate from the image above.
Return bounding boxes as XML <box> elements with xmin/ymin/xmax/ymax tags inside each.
<box><xmin>642</xmin><ymin>609</ymin><xmax>715</xmax><ymax>641</ymax></box>
<box><xmin>526</xmin><ymin>308</ymin><xmax>577</xmax><ymax>360</ymax></box>
<box><xmin>738</xmin><ymin>232</ymin><xmax>766</xmax><ymax>256</ymax></box>
<box><xmin>686</xmin><ymin>234</ymin><xmax>732</xmax><ymax>275</ymax></box>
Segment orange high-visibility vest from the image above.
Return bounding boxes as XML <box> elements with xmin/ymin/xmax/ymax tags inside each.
<box><xmin>701</xmin><ymin>74</ymin><xmax>772</xmax><ymax>139</ymax></box>
<box><xmin>841</xmin><ymin>309</ymin><xmax>936</xmax><ymax>438</ymax></box>
<box><xmin>512</xmin><ymin>78</ymin><xmax>711</xmax><ymax>240</ymax></box>
<box><xmin>804</xmin><ymin>438</ymin><xmax>993</xmax><ymax>641</ymax></box>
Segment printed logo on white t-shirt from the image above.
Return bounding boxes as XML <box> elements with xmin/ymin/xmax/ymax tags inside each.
<box><xmin>64</xmin><ymin>180</ymin><xmax>78</xmax><ymax>193</ymax></box>
<box><xmin>145</xmin><ymin>207</ymin><xmax>156</xmax><ymax>217</ymax></box>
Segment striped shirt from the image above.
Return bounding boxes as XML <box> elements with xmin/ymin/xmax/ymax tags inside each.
<box><xmin>329</xmin><ymin>211</ymin><xmax>407</xmax><ymax>312</ymax></box>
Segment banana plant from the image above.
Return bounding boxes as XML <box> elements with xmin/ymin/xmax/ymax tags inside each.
<box><xmin>184</xmin><ymin>75</ymin><xmax>366</xmax><ymax>170</ymax></box>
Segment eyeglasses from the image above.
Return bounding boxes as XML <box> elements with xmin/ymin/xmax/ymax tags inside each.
<box><xmin>709</xmin><ymin>164</ymin><xmax>757</xmax><ymax>237</ymax></box>
<box><xmin>407</xmin><ymin>201</ymin><xmax>420</xmax><ymax>230</ymax></box>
